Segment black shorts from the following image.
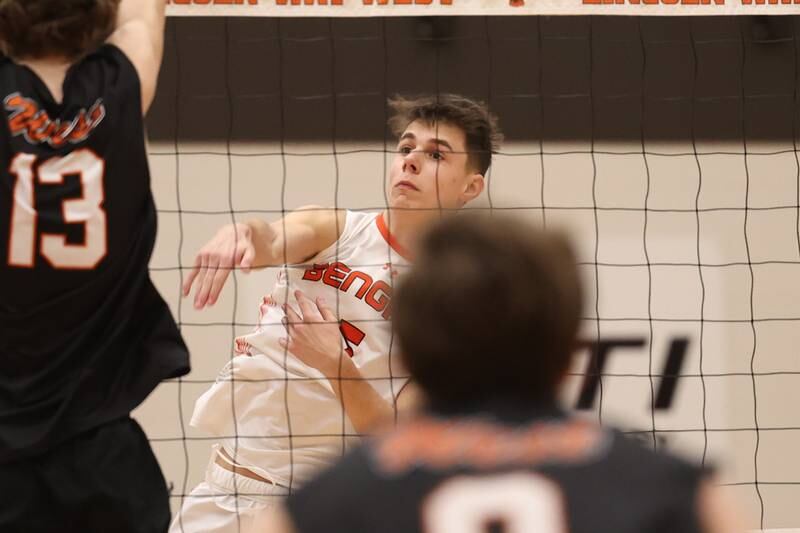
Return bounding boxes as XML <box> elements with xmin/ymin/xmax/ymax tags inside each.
<box><xmin>0</xmin><ymin>417</ymin><xmax>170</xmax><ymax>533</ymax></box>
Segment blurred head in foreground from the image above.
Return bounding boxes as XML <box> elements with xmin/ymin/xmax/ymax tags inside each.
<box><xmin>395</xmin><ymin>213</ymin><xmax>582</xmax><ymax>409</ymax></box>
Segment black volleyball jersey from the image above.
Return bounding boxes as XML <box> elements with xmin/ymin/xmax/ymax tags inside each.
<box><xmin>286</xmin><ymin>408</ymin><xmax>706</xmax><ymax>533</ymax></box>
<box><xmin>0</xmin><ymin>45</ymin><xmax>189</xmax><ymax>462</ymax></box>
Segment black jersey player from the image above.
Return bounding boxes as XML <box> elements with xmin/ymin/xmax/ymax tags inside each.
<box><xmin>255</xmin><ymin>215</ymin><xmax>740</xmax><ymax>533</ymax></box>
<box><xmin>0</xmin><ymin>1</ymin><xmax>188</xmax><ymax>532</ymax></box>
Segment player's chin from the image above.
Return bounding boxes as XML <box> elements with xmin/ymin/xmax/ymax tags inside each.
<box><xmin>388</xmin><ymin>191</ymin><xmax>418</xmax><ymax>210</ymax></box>
<box><xmin>389</xmin><ymin>196</ymin><xmax>452</xmax><ymax>216</ymax></box>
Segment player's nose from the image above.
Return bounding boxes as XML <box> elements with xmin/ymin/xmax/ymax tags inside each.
<box><xmin>402</xmin><ymin>151</ymin><xmax>420</xmax><ymax>174</ymax></box>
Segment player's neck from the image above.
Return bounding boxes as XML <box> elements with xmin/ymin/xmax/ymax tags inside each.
<box><xmin>16</xmin><ymin>56</ymin><xmax>71</xmax><ymax>104</ymax></box>
<box><xmin>382</xmin><ymin>209</ymin><xmax>435</xmax><ymax>257</ymax></box>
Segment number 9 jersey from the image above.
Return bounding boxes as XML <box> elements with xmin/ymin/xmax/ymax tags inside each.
<box><xmin>285</xmin><ymin>408</ymin><xmax>707</xmax><ymax>533</ymax></box>
<box><xmin>0</xmin><ymin>45</ymin><xmax>190</xmax><ymax>462</ymax></box>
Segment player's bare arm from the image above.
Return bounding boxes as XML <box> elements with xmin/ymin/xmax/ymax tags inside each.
<box><xmin>107</xmin><ymin>0</ymin><xmax>166</xmax><ymax>114</ymax></box>
<box><xmin>183</xmin><ymin>207</ymin><xmax>346</xmax><ymax>309</ymax></box>
<box><xmin>697</xmin><ymin>480</ymin><xmax>745</xmax><ymax>533</ymax></box>
<box><xmin>282</xmin><ymin>290</ymin><xmax>420</xmax><ymax>434</ymax></box>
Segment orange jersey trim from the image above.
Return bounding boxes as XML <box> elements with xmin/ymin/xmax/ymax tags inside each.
<box><xmin>376</xmin><ymin>213</ymin><xmax>412</xmax><ymax>261</ymax></box>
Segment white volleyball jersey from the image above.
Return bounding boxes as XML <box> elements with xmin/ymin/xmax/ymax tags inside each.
<box><xmin>191</xmin><ymin>210</ymin><xmax>411</xmax><ymax>488</ymax></box>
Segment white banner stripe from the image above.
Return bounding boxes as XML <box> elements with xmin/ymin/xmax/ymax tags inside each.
<box><xmin>166</xmin><ymin>0</ymin><xmax>800</xmax><ymax>17</ymax></box>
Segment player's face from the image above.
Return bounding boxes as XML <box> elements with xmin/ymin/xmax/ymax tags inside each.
<box><xmin>388</xmin><ymin>120</ymin><xmax>484</xmax><ymax>212</ymax></box>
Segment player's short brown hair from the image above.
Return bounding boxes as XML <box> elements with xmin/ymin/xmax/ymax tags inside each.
<box><xmin>388</xmin><ymin>94</ymin><xmax>502</xmax><ymax>176</ymax></box>
<box><xmin>395</xmin><ymin>214</ymin><xmax>582</xmax><ymax>408</ymax></box>
<box><xmin>0</xmin><ymin>0</ymin><xmax>120</xmax><ymax>61</ymax></box>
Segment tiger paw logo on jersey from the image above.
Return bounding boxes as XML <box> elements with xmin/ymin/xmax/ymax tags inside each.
<box><xmin>3</xmin><ymin>92</ymin><xmax>106</xmax><ymax>148</ymax></box>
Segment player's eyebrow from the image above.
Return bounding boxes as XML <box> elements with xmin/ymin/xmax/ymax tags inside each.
<box><xmin>400</xmin><ymin>132</ymin><xmax>455</xmax><ymax>152</ymax></box>
<box><xmin>430</xmin><ymin>138</ymin><xmax>454</xmax><ymax>152</ymax></box>
<box><xmin>399</xmin><ymin>132</ymin><xmax>416</xmax><ymax>143</ymax></box>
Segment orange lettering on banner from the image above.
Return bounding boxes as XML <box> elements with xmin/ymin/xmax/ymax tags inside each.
<box><xmin>276</xmin><ymin>0</ymin><xmax>344</xmax><ymax>4</ymax></box>
<box><xmin>681</xmin><ymin>0</ymin><xmax>726</xmax><ymax>6</ymax></box>
<box><xmin>584</xmin><ymin>0</ymin><xmax>726</xmax><ymax>5</ymax></box>
<box><xmin>169</xmin><ymin>0</ymin><xmax>258</xmax><ymax>4</ymax></box>
<box><xmin>362</xmin><ymin>0</ymin><xmax>452</xmax><ymax>5</ymax></box>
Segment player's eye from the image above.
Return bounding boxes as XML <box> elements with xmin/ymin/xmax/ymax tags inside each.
<box><xmin>428</xmin><ymin>151</ymin><xmax>444</xmax><ymax>161</ymax></box>
<box><xmin>398</xmin><ymin>145</ymin><xmax>413</xmax><ymax>155</ymax></box>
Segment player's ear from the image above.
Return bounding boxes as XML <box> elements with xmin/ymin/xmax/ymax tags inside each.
<box><xmin>460</xmin><ymin>173</ymin><xmax>485</xmax><ymax>206</ymax></box>
<box><xmin>555</xmin><ymin>344</ymin><xmax>579</xmax><ymax>391</ymax></box>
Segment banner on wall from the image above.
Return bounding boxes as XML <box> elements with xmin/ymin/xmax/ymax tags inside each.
<box><xmin>167</xmin><ymin>0</ymin><xmax>800</xmax><ymax>17</ymax></box>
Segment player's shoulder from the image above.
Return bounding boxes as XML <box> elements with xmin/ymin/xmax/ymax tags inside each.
<box><xmin>343</xmin><ymin>209</ymin><xmax>379</xmax><ymax>234</ymax></box>
<box><xmin>292</xmin><ymin>206</ymin><xmax>375</xmax><ymax>225</ymax></box>
<box><xmin>287</xmin><ymin>206</ymin><xmax>348</xmax><ymax>239</ymax></box>
<box><xmin>33</xmin><ymin>44</ymin><xmax>141</xmax><ymax>113</ymax></box>
<box><xmin>77</xmin><ymin>44</ymin><xmax>140</xmax><ymax>88</ymax></box>
<box><xmin>305</xmin><ymin>443</ymin><xmax>378</xmax><ymax>494</ymax></box>
<box><xmin>291</xmin><ymin>205</ymin><xmax>345</xmax><ymax>221</ymax></box>
<box><xmin>299</xmin><ymin>207</ymin><xmax>377</xmax><ymax>243</ymax></box>
<box><xmin>285</xmin><ymin>445</ymin><xmax>376</xmax><ymax>529</ymax></box>
<box><xmin>604</xmin><ymin>430</ymin><xmax>706</xmax><ymax>489</ymax></box>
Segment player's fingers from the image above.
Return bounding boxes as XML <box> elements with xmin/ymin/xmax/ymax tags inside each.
<box><xmin>194</xmin><ymin>258</ymin><xmax>220</xmax><ymax>309</ymax></box>
<box><xmin>279</xmin><ymin>336</ymin><xmax>302</xmax><ymax>359</ymax></box>
<box><xmin>239</xmin><ymin>245</ymin><xmax>256</xmax><ymax>274</ymax></box>
<box><xmin>283</xmin><ymin>303</ymin><xmax>302</xmax><ymax>330</ymax></box>
<box><xmin>294</xmin><ymin>290</ymin><xmax>321</xmax><ymax>321</ymax></box>
<box><xmin>316</xmin><ymin>297</ymin><xmax>337</xmax><ymax>322</ymax></box>
<box><xmin>190</xmin><ymin>255</ymin><xmax>211</xmax><ymax>302</ymax></box>
<box><xmin>278</xmin><ymin>337</ymin><xmax>292</xmax><ymax>352</ymax></box>
<box><xmin>206</xmin><ymin>265</ymin><xmax>231</xmax><ymax>306</ymax></box>
<box><xmin>182</xmin><ymin>255</ymin><xmax>203</xmax><ymax>297</ymax></box>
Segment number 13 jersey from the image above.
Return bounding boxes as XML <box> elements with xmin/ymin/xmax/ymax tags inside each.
<box><xmin>0</xmin><ymin>45</ymin><xmax>189</xmax><ymax>462</ymax></box>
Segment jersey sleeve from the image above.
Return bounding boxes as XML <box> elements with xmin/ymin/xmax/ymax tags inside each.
<box><xmin>310</xmin><ymin>210</ymin><xmax>376</xmax><ymax>264</ymax></box>
<box><xmin>653</xmin><ymin>456</ymin><xmax>709</xmax><ymax>533</ymax></box>
<box><xmin>63</xmin><ymin>44</ymin><xmax>143</xmax><ymax>153</ymax></box>
<box><xmin>285</xmin><ymin>449</ymin><xmax>373</xmax><ymax>533</ymax></box>
<box><xmin>78</xmin><ymin>44</ymin><xmax>141</xmax><ymax>104</ymax></box>
<box><xmin>606</xmin><ymin>432</ymin><xmax>709</xmax><ymax>533</ymax></box>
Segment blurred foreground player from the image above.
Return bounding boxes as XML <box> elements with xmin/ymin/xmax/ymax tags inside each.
<box><xmin>0</xmin><ymin>1</ymin><xmax>189</xmax><ymax>532</ymax></box>
<box><xmin>255</xmin><ymin>215</ymin><xmax>741</xmax><ymax>533</ymax></box>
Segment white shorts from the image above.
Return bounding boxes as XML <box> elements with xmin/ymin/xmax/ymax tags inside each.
<box><xmin>169</xmin><ymin>447</ymin><xmax>289</xmax><ymax>533</ymax></box>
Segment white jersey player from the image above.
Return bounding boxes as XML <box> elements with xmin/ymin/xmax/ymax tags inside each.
<box><xmin>170</xmin><ymin>94</ymin><xmax>502</xmax><ymax>533</ymax></box>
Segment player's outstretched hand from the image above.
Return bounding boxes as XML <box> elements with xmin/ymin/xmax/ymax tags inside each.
<box><xmin>182</xmin><ymin>223</ymin><xmax>256</xmax><ymax>309</ymax></box>
<box><xmin>280</xmin><ymin>290</ymin><xmax>349</xmax><ymax>379</ymax></box>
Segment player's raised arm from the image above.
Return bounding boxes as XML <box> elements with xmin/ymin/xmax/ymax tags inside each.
<box><xmin>183</xmin><ymin>207</ymin><xmax>346</xmax><ymax>309</ymax></box>
<box><xmin>107</xmin><ymin>0</ymin><xmax>166</xmax><ymax>114</ymax></box>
